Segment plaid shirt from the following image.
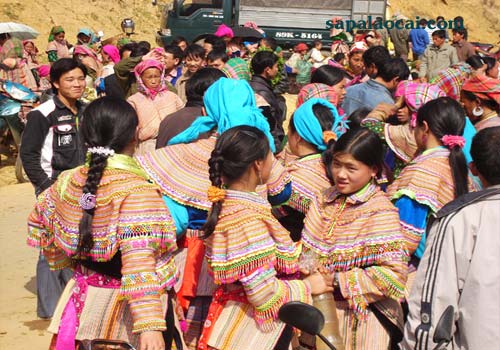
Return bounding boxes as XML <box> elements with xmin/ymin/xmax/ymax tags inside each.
<box><xmin>429</xmin><ymin>63</ymin><xmax>471</xmax><ymax>100</ymax></box>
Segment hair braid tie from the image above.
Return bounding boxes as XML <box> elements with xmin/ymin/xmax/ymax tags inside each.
<box><xmin>207</xmin><ymin>186</ymin><xmax>226</xmax><ymax>202</ymax></box>
<box><xmin>441</xmin><ymin>135</ymin><xmax>465</xmax><ymax>149</ymax></box>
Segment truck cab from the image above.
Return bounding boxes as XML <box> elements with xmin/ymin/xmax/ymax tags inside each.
<box><xmin>156</xmin><ymin>0</ymin><xmax>386</xmax><ymax>48</ymax></box>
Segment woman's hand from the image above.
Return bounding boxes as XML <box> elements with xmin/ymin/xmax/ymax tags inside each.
<box><xmin>139</xmin><ymin>330</ymin><xmax>165</xmax><ymax>350</ymax></box>
<box><xmin>304</xmin><ymin>271</ymin><xmax>334</xmax><ymax>295</ymax></box>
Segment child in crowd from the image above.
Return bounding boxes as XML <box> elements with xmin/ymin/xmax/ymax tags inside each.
<box><xmin>250</xmin><ymin>51</ymin><xmax>286</xmax><ymax>152</ymax></box>
<box><xmin>127</xmin><ymin>59</ymin><xmax>184</xmax><ymax>155</ymax></box>
<box><xmin>46</xmin><ymin>26</ymin><xmax>70</xmax><ymax>63</ymax></box>
<box><xmin>310</xmin><ymin>39</ymin><xmax>328</xmax><ymax>68</ymax></box>
<box><xmin>388</xmin><ymin>97</ymin><xmax>477</xmax><ymax>265</ymax></box>
<box><xmin>345</xmin><ymin>42</ymin><xmax>368</xmax><ymax>86</ymax></box>
<box><xmin>301</xmin><ymin>127</ymin><xmax>408</xmax><ymax>349</ymax></box>
<box><xmin>275</xmin><ymin>98</ymin><xmax>346</xmax><ymax>240</ymax></box>
<box><xmin>27</xmin><ymin>97</ymin><xmax>181</xmax><ymax>350</ymax></box>
<box><xmin>419</xmin><ymin>30</ymin><xmax>459</xmax><ymax>81</ymax></box>
<box><xmin>175</xmin><ymin>44</ymin><xmax>206</xmax><ymax>103</ymax></box>
<box><xmin>311</xmin><ymin>65</ymin><xmax>348</xmax><ymax>106</ymax></box>
<box><xmin>198</xmin><ymin>125</ymin><xmax>332</xmax><ymax>350</ymax></box>
<box><xmin>206</xmin><ymin>49</ymin><xmax>228</xmax><ymax>70</ymax></box>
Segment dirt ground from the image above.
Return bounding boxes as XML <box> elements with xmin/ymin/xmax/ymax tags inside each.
<box><xmin>0</xmin><ymin>182</ymin><xmax>52</xmax><ymax>350</ymax></box>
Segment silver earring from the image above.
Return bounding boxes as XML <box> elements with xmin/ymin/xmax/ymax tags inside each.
<box><xmin>472</xmin><ymin>106</ymin><xmax>484</xmax><ymax>117</ymax></box>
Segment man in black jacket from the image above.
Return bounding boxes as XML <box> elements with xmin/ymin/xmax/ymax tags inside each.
<box><xmin>250</xmin><ymin>51</ymin><xmax>286</xmax><ymax>152</ymax></box>
<box><xmin>21</xmin><ymin>58</ymin><xmax>87</xmax><ymax>197</ymax></box>
<box><xmin>20</xmin><ymin>58</ymin><xmax>87</xmax><ymax>318</ymax></box>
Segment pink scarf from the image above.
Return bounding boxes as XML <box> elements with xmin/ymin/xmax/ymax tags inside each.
<box><xmin>134</xmin><ymin>59</ymin><xmax>168</xmax><ymax>99</ymax></box>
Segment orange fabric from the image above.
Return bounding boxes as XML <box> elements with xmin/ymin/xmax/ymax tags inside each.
<box><xmin>198</xmin><ymin>287</ymin><xmax>247</xmax><ymax>350</ymax></box>
<box><xmin>177</xmin><ymin>237</ymin><xmax>206</xmax><ymax>311</ymax></box>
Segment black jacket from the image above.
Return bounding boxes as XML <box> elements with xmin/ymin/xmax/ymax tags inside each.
<box><xmin>249</xmin><ymin>75</ymin><xmax>286</xmax><ymax>152</ymax></box>
<box><xmin>20</xmin><ymin>96</ymin><xmax>86</xmax><ymax>196</ymax></box>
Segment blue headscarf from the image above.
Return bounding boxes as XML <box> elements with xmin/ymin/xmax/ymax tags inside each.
<box><xmin>168</xmin><ymin>78</ymin><xmax>276</xmax><ymax>152</ymax></box>
<box><xmin>292</xmin><ymin>98</ymin><xmax>348</xmax><ymax>151</ymax></box>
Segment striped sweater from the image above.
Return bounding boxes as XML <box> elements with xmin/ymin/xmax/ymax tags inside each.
<box><xmin>27</xmin><ymin>165</ymin><xmax>178</xmax><ymax>333</ymax></box>
<box><xmin>302</xmin><ymin>183</ymin><xmax>408</xmax><ymax>317</ymax></box>
<box><xmin>204</xmin><ymin>190</ymin><xmax>311</xmax><ymax>328</ymax></box>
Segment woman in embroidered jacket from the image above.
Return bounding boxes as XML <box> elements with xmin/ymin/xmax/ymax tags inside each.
<box><xmin>275</xmin><ymin>97</ymin><xmax>347</xmax><ymax>241</ymax></box>
<box><xmin>27</xmin><ymin>97</ymin><xmax>179</xmax><ymax>350</ymax></box>
<box><xmin>136</xmin><ymin>78</ymin><xmax>293</xmax><ymax>349</ymax></box>
<box><xmin>387</xmin><ymin>97</ymin><xmax>478</xmax><ymax>264</ymax></box>
<box><xmin>301</xmin><ymin>128</ymin><xmax>408</xmax><ymax>349</ymax></box>
<box><xmin>361</xmin><ymin>81</ymin><xmax>446</xmax><ymax>177</ymax></box>
<box><xmin>199</xmin><ymin>126</ymin><xmax>332</xmax><ymax>350</ymax></box>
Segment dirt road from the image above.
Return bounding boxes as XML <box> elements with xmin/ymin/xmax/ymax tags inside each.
<box><xmin>0</xmin><ymin>182</ymin><xmax>51</xmax><ymax>350</ymax></box>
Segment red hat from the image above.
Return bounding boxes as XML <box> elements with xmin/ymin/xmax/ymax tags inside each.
<box><xmin>294</xmin><ymin>43</ymin><xmax>308</xmax><ymax>52</ymax></box>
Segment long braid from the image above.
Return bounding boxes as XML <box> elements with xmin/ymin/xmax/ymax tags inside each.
<box><xmin>202</xmin><ymin>150</ymin><xmax>224</xmax><ymax>238</ymax></box>
<box><xmin>77</xmin><ymin>153</ymin><xmax>108</xmax><ymax>255</ymax></box>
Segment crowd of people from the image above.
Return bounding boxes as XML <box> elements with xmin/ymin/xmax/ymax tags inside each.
<box><xmin>4</xmin><ymin>15</ymin><xmax>499</xmax><ymax>350</ymax></box>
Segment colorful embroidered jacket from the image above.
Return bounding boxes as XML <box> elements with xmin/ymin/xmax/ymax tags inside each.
<box><xmin>285</xmin><ymin>154</ymin><xmax>331</xmax><ymax>213</ymax></box>
<box><xmin>387</xmin><ymin>147</ymin><xmax>478</xmax><ymax>258</ymax></box>
<box><xmin>136</xmin><ymin>136</ymin><xmax>292</xmax><ymax>213</ymax></box>
<box><xmin>204</xmin><ymin>190</ymin><xmax>311</xmax><ymax>329</ymax></box>
<box><xmin>27</xmin><ymin>164</ymin><xmax>178</xmax><ymax>333</ymax></box>
<box><xmin>302</xmin><ymin>183</ymin><xmax>408</xmax><ymax>317</ymax></box>
<box><xmin>273</xmin><ymin>153</ymin><xmax>331</xmax><ymax>241</ymax></box>
<box><xmin>361</xmin><ymin>118</ymin><xmax>417</xmax><ymax>178</ymax></box>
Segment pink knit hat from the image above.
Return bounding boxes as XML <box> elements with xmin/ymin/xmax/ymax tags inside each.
<box><xmin>214</xmin><ymin>24</ymin><xmax>234</xmax><ymax>38</ymax></box>
<box><xmin>38</xmin><ymin>64</ymin><xmax>50</xmax><ymax>78</ymax></box>
<box><xmin>102</xmin><ymin>45</ymin><xmax>120</xmax><ymax>64</ymax></box>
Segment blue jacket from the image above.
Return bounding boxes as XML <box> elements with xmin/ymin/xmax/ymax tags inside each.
<box><xmin>409</xmin><ymin>28</ymin><xmax>430</xmax><ymax>56</ymax></box>
<box><xmin>342</xmin><ymin>79</ymin><xmax>394</xmax><ymax>117</ymax></box>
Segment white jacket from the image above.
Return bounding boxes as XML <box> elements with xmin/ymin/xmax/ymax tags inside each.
<box><xmin>401</xmin><ymin>185</ymin><xmax>500</xmax><ymax>350</ymax></box>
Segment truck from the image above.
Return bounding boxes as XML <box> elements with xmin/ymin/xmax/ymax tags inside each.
<box><xmin>155</xmin><ymin>0</ymin><xmax>387</xmax><ymax>48</ymax></box>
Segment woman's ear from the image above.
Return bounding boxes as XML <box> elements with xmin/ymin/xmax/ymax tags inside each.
<box><xmin>201</xmin><ymin>106</ymin><xmax>207</xmax><ymax>116</ymax></box>
<box><xmin>422</xmin><ymin>120</ymin><xmax>430</xmax><ymax>134</ymax></box>
<box><xmin>253</xmin><ymin>158</ymin><xmax>264</xmax><ymax>173</ymax></box>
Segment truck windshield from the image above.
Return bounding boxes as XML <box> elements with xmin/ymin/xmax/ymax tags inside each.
<box><xmin>178</xmin><ymin>0</ymin><xmax>223</xmax><ymax>16</ymax></box>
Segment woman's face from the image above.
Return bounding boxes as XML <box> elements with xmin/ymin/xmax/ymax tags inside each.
<box><xmin>101</xmin><ymin>51</ymin><xmax>110</xmax><ymax>63</ymax></box>
<box><xmin>332</xmin><ymin>78</ymin><xmax>347</xmax><ymax>105</ymax></box>
<box><xmin>397</xmin><ymin>105</ymin><xmax>411</xmax><ymax>124</ymax></box>
<box><xmin>349</xmin><ymin>52</ymin><xmax>364</xmax><ymax>76</ymax></box>
<box><xmin>78</xmin><ymin>33</ymin><xmax>91</xmax><ymax>44</ymax></box>
<box><xmin>54</xmin><ymin>32</ymin><xmax>65</xmax><ymax>43</ymax></box>
<box><xmin>141</xmin><ymin>67</ymin><xmax>162</xmax><ymax>90</ymax></box>
<box><xmin>24</xmin><ymin>42</ymin><xmax>35</xmax><ymax>53</ymax></box>
<box><xmin>460</xmin><ymin>92</ymin><xmax>478</xmax><ymax>121</ymax></box>
<box><xmin>413</xmin><ymin>123</ymin><xmax>429</xmax><ymax>152</ymax></box>
<box><xmin>331</xmin><ymin>153</ymin><xmax>376</xmax><ymax>195</ymax></box>
<box><xmin>177</xmin><ymin>40</ymin><xmax>188</xmax><ymax>52</ymax></box>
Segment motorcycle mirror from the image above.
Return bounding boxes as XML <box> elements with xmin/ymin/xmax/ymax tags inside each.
<box><xmin>278</xmin><ymin>301</ymin><xmax>325</xmax><ymax>335</ymax></box>
<box><xmin>433</xmin><ymin>305</ymin><xmax>455</xmax><ymax>345</ymax></box>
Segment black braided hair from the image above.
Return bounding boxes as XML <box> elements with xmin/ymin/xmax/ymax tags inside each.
<box><xmin>76</xmin><ymin>97</ymin><xmax>138</xmax><ymax>255</ymax></box>
<box><xmin>202</xmin><ymin>125</ymin><xmax>270</xmax><ymax>238</ymax></box>
<box><xmin>416</xmin><ymin>97</ymin><xmax>468</xmax><ymax>198</ymax></box>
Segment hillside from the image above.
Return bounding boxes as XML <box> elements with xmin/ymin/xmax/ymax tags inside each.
<box><xmin>0</xmin><ymin>0</ymin><xmax>498</xmax><ymax>53</ymax></box>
